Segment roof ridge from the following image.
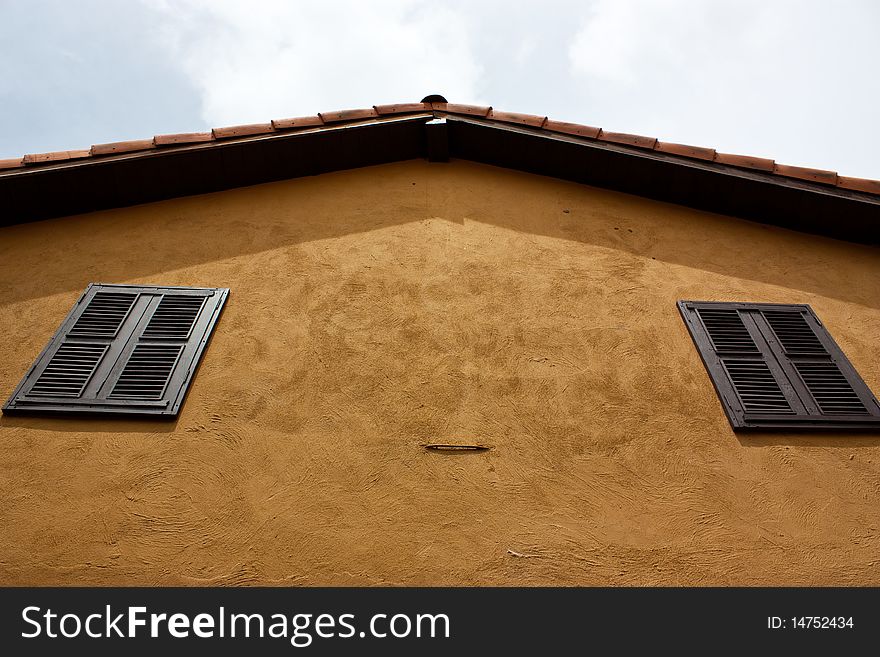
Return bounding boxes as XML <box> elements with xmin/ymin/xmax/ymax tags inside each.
<box><xmin>1</xmin><ymin>99</ymin><xmax>878</xmax><ymax>196</ymax></box>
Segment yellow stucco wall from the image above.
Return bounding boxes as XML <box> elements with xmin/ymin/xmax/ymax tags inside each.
<box><xmin>1</xmin><ymin>159</ymin><xmax>879</xmax><ymax>585</ymax></box>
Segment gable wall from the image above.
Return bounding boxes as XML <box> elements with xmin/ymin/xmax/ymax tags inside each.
<box><xmin>1</xmin><ymin>159</ymin><xmax>878</xmax><ymax>585</ymax></box>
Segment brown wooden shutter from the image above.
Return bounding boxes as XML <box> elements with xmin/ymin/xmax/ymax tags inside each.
<box><xmin>678</xmin><ymin>301</ymin><xmax>880</xmax><ymax>430</ymax></box>
<box><xmin>3</xmin><ymin>284</ymin><xmax>228</xmax><ymax>418</ymax></box>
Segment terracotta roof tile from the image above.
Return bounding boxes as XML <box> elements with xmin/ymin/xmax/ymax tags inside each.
<box><xmin>837</xmin><ymin>176</ymin><xmax>880</xmax><ymax>195</ymax></box>
<box><xmin>271</xmin><ymin>115</ymin><xmax>324</xmax><ymax>130</ymax></box>
<box><xmin>543</xmin><ymin>119</ymin><xmax>601</xmax><ymax>139</ymax></box>
<box><xmin>598</xmin><ymin>130</ymin><xmax>657</xmax><ymax>150</ymax></box>
<box><xmin>441</xmin><ymin>103</ymin><xmax>492</xmax><ymax>117</ymax></box>
<box><xmin>318</xmin><ymin>108</ymin><xmax>378</xmax><ymax>123</ymax></box>
<box><xmin>90</xmin><ymin>139</ymin><xmax>156</xmax><ymax>156</ymax></box>
<box><xmin>774</xmin><ymin>163</ymin><xmax>838</xmax><ymax>186</ymax></box>
<box><xmin>487</xmin><ymin>110</ymin><xmax>547</xmax><ymax>128</ymax></box>
<box><xmin>714</xmin><ymin>152</ymin><xmax>775</xmax><ymax>172</ymax></box>
<box><xmin>655</xmin><ymin>141</ymin><xmax>716</xmax><ymax>161</ymax></box>
<box><xmin>373</xmin><ymin>103</ymin><xmax>431</xmax><ymax>115</ymax></box>
<box><xmin>154</xmin><ymin>132</ymin><xmax>214</xmax><ymax>146</ymax></box>
<box><xmin>22</xmin><ymin>150</ymin><xmax>91</xmax><ymax>165</ymax></box>
<box><xmin>212</xmin><ymin>123</ymin><xmax>274</xmax><ymax>139</ymax></box>
<box><xmin>0</xmin><ymin>157</ymin><xmax>24</xmax><ymax>170</ymax></box>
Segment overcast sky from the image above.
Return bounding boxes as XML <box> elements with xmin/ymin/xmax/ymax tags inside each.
<box><xmin>1</xmin><ymin>0</ymin><xmax>879</xmax><ymax>178</ymax></box>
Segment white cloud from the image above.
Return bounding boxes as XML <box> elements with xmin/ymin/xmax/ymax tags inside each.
<box><xmin>567</xmin><ymin>0</ymin><xmax>880</xmax><ymax>176</ymax></box>
<box><xmin>146</xmin><ymin>0</ymin><xmax>484</xmax><ymax>126</ymax></box>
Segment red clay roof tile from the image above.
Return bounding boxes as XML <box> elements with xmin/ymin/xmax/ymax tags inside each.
<box><xmin>543</xmin><ymin>119</ymin><xmax>601</xmax><ymax>139</ymax></box>
<box><xmin>373</xmin><ymin>103</ymin><xmax>431</xmax><ymax>115</ymax></box>
<box><xmin>598</xmin><ymin>130</ymin><xmax>657</xmax><ymax>149</ymax></box>
<box><xmin>774</xmin><ymin>163</ymin><xmax>838</xmax><ymax>186</ymax></box>
<box><xmin>154</xmin><ymin>132</ymin><xmax>214</xmax><ymax>146</ymax></box>
<box><xmin>212</xmin><ymin>123</ymin><xmax>274</xmax><ymax>139</ymax></box>
<box><xmin>837</xmin><ymin>176</ymin><xmax>880</xmax><ymax>195</ymax></box>
<box><xmin>90</xmin><ymin>139</ymin><xmax>156</xmax><ymax>156</ymax></box>
<box><xmin>442</xmin><ymin>103</ymin><xmax>492</xmax><ymax>117</ymax></box>
<box><xmin>714</xmin><ymin>152</ymin><xmax>775</xmax><ymax>172</ymax></box>
<box><xmin>271</xmin><ymin>115</ymin><xmax>324</xmax><ymax>130</ymax></box>
<box><xmin>0</xmin><ymin>157</ymin><xmax>23</xmax><ymax>170</ymax></box>
<box><xmin>488</xmin><ymin>110</ymin><xmax>547</xmax><ymax>128</ymax></box>
<box><xmin>655</xmin><ymin>141</ymin><xmax>716</xmax><ymax>161</ymax></box>
<box><xmin>22</xmin><ymin>150</ymin><xmax>91</xmax><ymax>164</ymax></box>
<box><xmin>318</xmin><ymin>108</ymin><xmax>378</xmax><ymax>123</ymax></box>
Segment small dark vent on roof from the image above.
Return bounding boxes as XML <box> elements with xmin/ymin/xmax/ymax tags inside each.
<box><xmin>795</xmin><ymin>362</ymin><xmax>869</xmax><ymax>415</ymax></box>
<box><xmin>723</xmin><ymin>359</ymin><xmax>793</xmax><ymax>414</ymax></box>
<box><xmin>763</xmin><ymin>311</ymin><xmax>826</xmax><ymax>355</ymax></box>
<box><xmin>110</xmin><ymin>344</ymin><xmax>183</xmax><ymax>399</ymax></box>
<box><xmin>68</xmin><ymin>292</ymin><xmax>137</xmax><ymax>338</ymax></box>
<box><xmin>143</xmin><ymin>296</ymin><xmax>205</xmax><ymax>340</ymax></box>
<box><xmin>697</xmin><ymin>308</ymin><xmax>758</xmax><ymax>353</ymax></box>
<box><xmin>29</xmin><ymin>344</ymin><xmax>107</xmax><ymax>397</ymax></box>
<box><xmin>421</xmin><ymin>94</ymin><xmax>448</xmax><ymax>103</ymax></box>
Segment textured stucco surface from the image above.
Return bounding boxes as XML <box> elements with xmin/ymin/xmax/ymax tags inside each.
<box><xmin>0</xmin><ymin>159</ymin><xmax>879</xmax><ymax>586</ymax></box>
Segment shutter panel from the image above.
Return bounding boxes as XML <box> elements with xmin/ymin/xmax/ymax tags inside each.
<box><xmin>755</xmin><ymin>307</ymin><xmax>872</xmax><ymax>418</ymax></box>
<box><xmin>29</xmin><ymin>344</ymin><xmax>109</xmax><ymax>397</ymax></box>
<box><xmin>721</xmin><ymin>360</ymin><xmax>793</xmax><ymax>414</ymax></box>
<box><xmin>679</xmin><ymin>301</ymin><xmax>880</xmax><ymax>430</ymax></box>
<box><xmin>680</xmin><ymin>303</ymin><xmax>802</xmax><ymax>428</ymax></box>
<box><xmin>141</xmin><ymin>296</ymin><xmax>206</xmax><ymax>339</ymax></box>
<box><xmin>3</xmin><ymin>283</ymin><xmax>228</xmax><ymax>418</ymax></box>
<box><xmin>68</xmin><ymin>292</ymin><xmax>137</xmax><ymax>338</ymax></box>
<box><xmin>761</xmin><ymin>310</ymin><xmax>825</xmax><ymax>355</ymax></box>
<box><xmin>697</xmin><ymin>308</ymin><xmax>760</xmax><ymax>353</ymax></box>
<box><xmin>793</xmin><ymin>362</ymin><xmax>868</xmax><ymax>415</ymax></box>
<box><xmin>109</xmin><ymin>344</ymin><xmax>184</xmax><ymax>399</ymax></box>
<box><xmin>697</xmin><ymin>308</ymin><xmax>796</xmax><ymax>415</ymax></box>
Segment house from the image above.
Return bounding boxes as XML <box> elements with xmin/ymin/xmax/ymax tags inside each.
<box><xmin>1</xmin><ymin>96</ymin><xmax>878</xmax><ymax>585</ymax></box>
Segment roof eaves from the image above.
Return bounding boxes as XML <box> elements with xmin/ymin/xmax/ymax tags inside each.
<box><xmin>1</xmin><ymin>97</ymin><xmax>877</xmax><ymax>200</ymax></box>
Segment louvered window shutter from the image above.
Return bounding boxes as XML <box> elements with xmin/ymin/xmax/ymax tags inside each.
<box><xmin>3</xmin><ymin>284</ymin><xmax>228</xmax><ymax>417</ymax></box>
<box><xmin>678</xmin><ymin>301</ymin><xmax>880</xmax><ymax>430</ymax></box>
